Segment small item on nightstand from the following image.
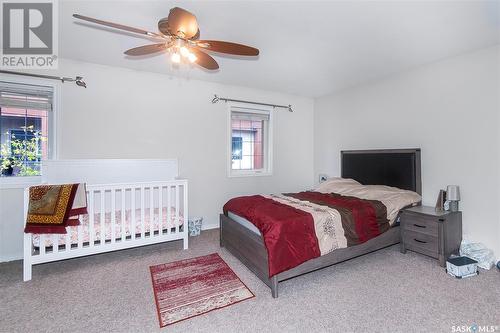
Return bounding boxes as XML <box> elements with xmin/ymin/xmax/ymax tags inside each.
<box><xmin>446</xmin><ymin>256</ymin><xmax>478</xmax><ymax>279</ymax></box>
<box><xmin>435</xmin><ymin>189</ymin><xmax>446</xmax><ymax>211</ymax></box>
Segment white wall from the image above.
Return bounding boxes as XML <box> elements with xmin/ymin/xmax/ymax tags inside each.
<box><xmin>314</xmin><ymin>45</ymin><xmax>500</xmax><ymax>258</ymax></box>
<box><xmin>0</xmin><ymin>188</ymin><xmax>24</xmax><ymax>261</ymax></box>
<box><xmin>0</xmin><ymin>59</ymin><xmax>314</xmax><ymax>261</ymax></box>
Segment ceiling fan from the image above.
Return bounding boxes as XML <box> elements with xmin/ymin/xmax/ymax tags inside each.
<box><xmin>73</xmin><ymin>7</ymin><xmax>259</xmax><ymax>70</ymax></box>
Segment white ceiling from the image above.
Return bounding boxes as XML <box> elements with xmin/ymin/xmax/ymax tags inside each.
<box><xmin>60</xmin><ymin>1</ymin><xmax>500</xmax><ymax>97</ymax></box>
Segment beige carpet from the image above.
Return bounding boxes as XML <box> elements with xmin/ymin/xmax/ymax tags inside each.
<box><xmin>1</xmin><ymin>229</ymin><xmax>498</xmax><ymax>333</ymax></box>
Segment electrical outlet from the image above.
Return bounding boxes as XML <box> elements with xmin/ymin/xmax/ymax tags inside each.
<box><xmin>319</xmin><ymin>174</ymin><xmax>329</xmax><ymax>183</ymax></box>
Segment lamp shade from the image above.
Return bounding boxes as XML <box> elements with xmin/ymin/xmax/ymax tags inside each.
<box><xmin>447</xmin><ymin>185</ymin><xmax>461</xmax><ymax>201</ymax></box>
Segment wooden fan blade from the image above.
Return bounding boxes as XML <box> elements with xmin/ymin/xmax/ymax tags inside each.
<box><xmin>166</xmin><ymin>7</ymin><xmax>199</xmax><ymax>39</ymax></box>
<box><xmin>195</xmin><ymin>40</ymin><xmax>259</xmax><ymax>56</ymax></box>
<box><xmin>190</xmin><ymin>48</ymin><xmax>219</xmax><ymax>70</ymax></box>
<box><xmin>124</xmin><ymin>43</ymin><xmax>168</xmax><ymax>56</ymax></box>
<box><xmin>73</xmin><ymin>14</ymin><xmax>162</xmax><ymax>38</ymax></box>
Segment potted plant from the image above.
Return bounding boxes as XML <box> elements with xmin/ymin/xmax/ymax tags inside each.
<box><xmin>0</xmin><ymin>126</ymin><xmax>44</xmax><ymax>177</ymax></box>
<box><xmin>1</xmin><ymin>157</ymin><xmax>14</xmax><ymax>176</ymax></box>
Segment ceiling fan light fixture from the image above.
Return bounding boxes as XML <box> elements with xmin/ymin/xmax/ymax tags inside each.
<box><xmin>171</xmin><ymin>52</ymin><xmax>181</xmax><ymax>63</ymax></box>
<box><xmin>187</xmin><ymin>52</ymin><xmax>197</xmax><ymax>63</ymax></box>
<box><xmin>180</xmin><ymin>46</ymin><xmax>190</xmax><ymax>57</ymax></box>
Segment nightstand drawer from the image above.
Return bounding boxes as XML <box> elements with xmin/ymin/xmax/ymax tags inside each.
<box><xmin>401</xmin><ymin>213</ymin><xmax>439</xmax><ymax>236</ymax></box>
<box><xmin>402</xmin><ymin>230</ymin><xmax>438</xmax><ymax>257</ymax></box>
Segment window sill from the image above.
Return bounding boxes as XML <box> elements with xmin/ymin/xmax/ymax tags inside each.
<box><xmin>0</xmin><ymin>176</ymin><xmax>41</xmax><ymax>189</ymax></box>
<box><xmin>228</xmin><ymin>171</ymin><xmax>273</xmax><ymax>178</ymax></box>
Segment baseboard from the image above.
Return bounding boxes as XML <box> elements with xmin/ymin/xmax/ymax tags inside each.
<box><xmin>201</xmin><ymin>222</ymin><xmax>220</xmax><ymax>231</ymax></box>
<box><xmin>0</xmin><ymin>254</ymin><xmax>22</xmax><ymax>263</ymax></box>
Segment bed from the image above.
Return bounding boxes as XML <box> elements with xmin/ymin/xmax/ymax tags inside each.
<box><xmin>220</xmin><ymin>149</ymin><xmax>422</xmax><ymax>298</ymax></box>
<box><xmin>23</xmin><ymin>159</ymin><xmax>188</xmax><ymax>281</ymax></box>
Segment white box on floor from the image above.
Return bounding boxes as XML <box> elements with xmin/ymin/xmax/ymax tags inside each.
<box><xmin>446</xmin><ymin>256</ymin><xmax>478</xmax><ymax>279</ymax></box>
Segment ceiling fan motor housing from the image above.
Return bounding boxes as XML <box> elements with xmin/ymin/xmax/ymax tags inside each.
<box><xmin>158</xmin><ymin>18</ymin><xmax>170</xmax><ymax>36</ymax></box>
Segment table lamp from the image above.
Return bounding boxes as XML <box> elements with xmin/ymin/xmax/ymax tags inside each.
<box><xmin>446</xmin><ymin>185</ymin><xmax>460</xmax><ymax>212</ymax></box>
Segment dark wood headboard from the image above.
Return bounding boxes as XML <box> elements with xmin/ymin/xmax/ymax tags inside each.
<box><xmin>341</xmin><ymin>149</ymin><xmax>422</xmax><ymax>194</ymax></box>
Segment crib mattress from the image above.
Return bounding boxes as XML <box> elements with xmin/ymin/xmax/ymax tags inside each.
<box><xmin>32</xmin><ymin>207</ymin><xmax>184</xmax><ymax>248</ymax></box>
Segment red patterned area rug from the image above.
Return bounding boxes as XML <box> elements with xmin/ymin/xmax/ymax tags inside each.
<box><xmin>150</xmin><ymin>253</ymin><xmax>255</xmax><ymax>327</ymax></box>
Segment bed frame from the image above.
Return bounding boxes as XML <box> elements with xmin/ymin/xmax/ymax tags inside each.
<box><xmin>220</xmin><ymin>148</ymin><xmax>421</xmax><ymax>298</ymax></box>
<box><xmin>23</xmin><ymin>159</ymin><xmax>188</xmax><ymax>281</ymax></box>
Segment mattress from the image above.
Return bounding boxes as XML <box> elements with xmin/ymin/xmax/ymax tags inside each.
<box><xmin>228</xmin><ymin>207</ymin><xmax>402</xmax><ymax>237</ymax></box>
<box><xmin>227</xmin><ymin>211</ymin><xmax>261</xmax><ymax>235</ymax></box>
<box><xmin>32</xmin><ymin>207</ymin><xmax>184</xmax><ymax>248</ymax></box>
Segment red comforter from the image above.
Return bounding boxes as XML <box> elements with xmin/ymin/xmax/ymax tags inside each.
<box><xmin>223</xmin><ymin>191</ymin><xmax>387</xmax><ymax>277</ymax></box>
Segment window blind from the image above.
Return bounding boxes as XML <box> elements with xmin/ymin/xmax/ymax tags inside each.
<box><xmin>0</xmin><ymin>81</ymin><xmax>54</xmax><ymax>111</ymax></box>
<box><xmin>231</xmin><ymin>106</ymin><xmax>270</xmax><ymax>121</ymax></box>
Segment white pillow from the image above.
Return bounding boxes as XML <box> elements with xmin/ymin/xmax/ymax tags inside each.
<box><xmin>314</xmin><ymin>177</ymin><xmax>361</xmax><ymax>193</ymax></box>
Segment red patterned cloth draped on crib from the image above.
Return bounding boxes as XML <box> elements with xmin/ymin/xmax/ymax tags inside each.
<box><xmin>24</xmin><ymin>183</ymin><xmax>88</xmax><ymax>234</ymax></box>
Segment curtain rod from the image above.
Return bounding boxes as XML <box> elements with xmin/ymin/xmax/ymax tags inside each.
<box><xmin>211</xmin><ymin>94</ymin><xmax>293</xmax><ymax>112</ymax></box>
<box><xmin>0</xmin><ymin>70</ymin><xmax>87</xmax><ymax>88</ymax></box>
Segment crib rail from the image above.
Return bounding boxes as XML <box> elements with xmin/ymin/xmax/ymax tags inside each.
<box><xmin>23</xmin><ymin>179</ymin><xmax>188</xmax><ymax>281</ymax></box>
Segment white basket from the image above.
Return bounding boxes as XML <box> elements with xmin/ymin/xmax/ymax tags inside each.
<box><xmin>188</xmin><ymin>217</ymin><xmax>203</xmax><ymax>236</ymax></box>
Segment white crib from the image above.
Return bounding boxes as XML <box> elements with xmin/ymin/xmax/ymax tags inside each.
<box><xmin>23</xmin><ymin>159</ymin><xmax>188</xmax><ymax>281</ymax></box>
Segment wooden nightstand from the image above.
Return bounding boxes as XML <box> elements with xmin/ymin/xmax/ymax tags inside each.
<box><xmin>400</xmin><ymin>206</ymin><xmax>462</xmax><ymax>267</ymax></box>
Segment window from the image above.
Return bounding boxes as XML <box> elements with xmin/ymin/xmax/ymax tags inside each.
<box><xmin>228</xmin><ymin>104</ymin><xmax>273</xmax><ymax>177</ymax></box>
<box><xmin>0</xmin><ymin>81</ymin><xmax>54</xmax><ymax>178</ymax></box>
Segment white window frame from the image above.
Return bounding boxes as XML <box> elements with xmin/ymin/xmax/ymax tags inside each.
<box><xmin>0</xmin><ymin>74</ymin><xmax>60</xmax><ymax>189</ymax></box>
<box><xmin>227</xmin><ymin>102</ymin><xmax>273</xmax><ymax>178</ymax></box>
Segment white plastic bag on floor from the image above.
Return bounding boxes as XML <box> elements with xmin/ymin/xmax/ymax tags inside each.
<box><xmin>460</xmin><ymin>239</ymin><xmax>496</xmax><ymax>270</ymax></box>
